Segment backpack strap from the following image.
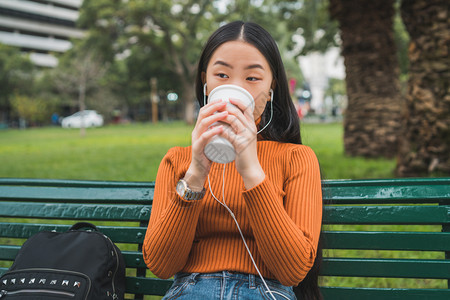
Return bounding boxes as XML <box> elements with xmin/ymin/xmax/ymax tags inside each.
<box><xmin>69</xmin><ymin>222</ymin><xmax>98</xmax><ymax>231</ymax></box>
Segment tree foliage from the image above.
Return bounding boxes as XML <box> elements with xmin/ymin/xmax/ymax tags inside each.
<box><xmin>10</xmin><ymin>94</ymin><xmax>51</xmax><ymax>126</ymax></box>
<box><xmin>284</xmin><ymin>0</ymin><xmax>339</xmax><ymax>55</ymax></box>
<box><xmin>0</xmin><ymin>44</ymin><xmax>34</xmax><ymax>110</ymax></box>
<box><xmin>52</xmin><ymin>44</ymin><xmax>120</xmax><ymax>121</ymax></box>
<box><xmin>73</xmin><ymin>0</ymin><xmax>335</xmax><ymax>124</ymax></box>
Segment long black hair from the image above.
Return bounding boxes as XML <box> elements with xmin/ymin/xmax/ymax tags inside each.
<box><xmin>195</xmin><ymin>21</ymin><xmax>301</xmax><ymax>145</ymax></box>
<box><xmin>195</xmin><ymin>21</ymin><xmax>323</xmax><ymax>300</ymax></box>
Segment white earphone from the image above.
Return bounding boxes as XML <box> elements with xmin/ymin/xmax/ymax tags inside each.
<box><xmin>203</xmin><ymin>83</ymin><xmax>208</xmax><ymax>106</ymax></box>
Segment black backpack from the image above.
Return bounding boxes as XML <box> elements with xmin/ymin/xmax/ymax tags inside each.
<box><xmin>0</xmin><ymin>222</ymin><xmax>126</xmax><ymax>299</ymax></box>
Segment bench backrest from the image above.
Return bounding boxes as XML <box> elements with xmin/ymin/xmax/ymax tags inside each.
<box><xmin>321</xmin><ymin>177</ymin><xmax>450</xmax><ymax>299</ymax></box>
<box><xmin>1</xmin><ymin>177</ymin><xmax>449</xmax><ymax>299</ymax></box>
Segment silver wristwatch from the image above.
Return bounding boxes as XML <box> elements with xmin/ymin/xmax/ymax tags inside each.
<box><xmin>176</xmin><ymin>179</ymin><xmax>206</xmax><ymax>201</ymax></box>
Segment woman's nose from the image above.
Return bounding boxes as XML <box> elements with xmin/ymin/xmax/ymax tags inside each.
<box><xmin>228</xmin><ymin>78</ymin><xmax>244</xmax><ymax>87</ymax></box>
<box><xmin>229</xmin><ymin>81</ymin><xmax>246</xmax><ymax>90</ymax></box>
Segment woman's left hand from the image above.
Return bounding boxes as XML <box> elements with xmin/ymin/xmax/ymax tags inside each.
<box><xmin>220</xmin><ymin>98</ymin><xmax>265</xmax><ymax>189</ymax></box>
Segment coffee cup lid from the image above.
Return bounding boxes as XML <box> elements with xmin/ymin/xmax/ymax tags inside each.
<box><xmin>208</xmin><ymin>84</ymin><xmax>254</xmax><ymax>111</ymax></box>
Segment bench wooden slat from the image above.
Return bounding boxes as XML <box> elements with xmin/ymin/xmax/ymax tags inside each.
<box><xmin>3</xmin><ymin>202</ymin><xmax>448</xmax><ymax>225</ymax></box>
<box><xmin>324</xmin><ymin>205</ymin><xmax>450</xmax><ymax>224</ymax></box>
<box><xmin>3</xmin><ymin>177</ymin><xmax>449</xmax><ymax>203</ymax></box>
<box><xmin>5</xmin><ymin>244</ymin><xmax>448</xmax><ymax>275</ymax></box>
<box><xmin>1</xmin><ymin>178</ymin><xmax>448</xmax><ymax>204</ymax></box>
<box><xmin>0</xmin><ymin>223</ymin><xmax>146</xmax><ymax>244</ymax></box>
<box><xmin>322</xmin><ymin>178</ymin><xmax>450</xmax><ymax>204</ymax></box>
<box><xmin>0</xmin><ymin>246</ymin><xmax>148</xmax><ymax>269</ymax></box>
<box><xmin>0</xmin><ymin>202</ymin><xmax>151</xmax><ymax>221</ymax></box>
<box><xmin>0</xmin><ymin>178</ymin><xmax>155</xmax><ymax>188</ymax></box>
<box><xmin>1</xmin><ymin>268</ymin><xmax>9</xmax><ymax>276</ymax></box>
<box><xmin>320</xmin><ymin>286</ymin><xmax>450</xmax><ymax>300</ymax></box>
<box><xmin>0</xmin><ymin>186</ymin><xmax>153</xmax><ymax>203</ymax></box>
<box><xmin>323</xmin><ymin>231</ymin><xmax>450</xmax><ymax>251</ymax></box>
<box><xmin>0</xmin><ymin>245</ymin><xmax>17</xmax><ymax>261</ymax></box>
<box><xmin>321</xmin><ymin>258</ymin><xmax>450</xmax><ymax>279</ymax></box>
<box><xmin>125</xmin><ymin>276</ymin><xmax>172</xmax><ymax>296</ymax></box>
<box><xmin>122</xmin><ymin>251</ymin><xmax>147</xmax><ymax>268</ymax></box>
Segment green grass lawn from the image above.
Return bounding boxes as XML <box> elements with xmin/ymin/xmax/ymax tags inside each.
<box><xmin>0</xmin><ymin>121</ymin><xmax>396</xmax><ymax>181</ymax></box>
<box><xmin>0</xmin><ymin>122</ymin><xmax>192</xmax><ymax>181</ymax></box>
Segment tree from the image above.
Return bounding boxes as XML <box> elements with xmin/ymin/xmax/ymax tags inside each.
<box><xmin>285</xmin><ymin>0</ymin><xmax>339</xmax><ymax>56</ymax></box>
<box><xmin>10</xmin><ymin>94</ymin><xmax>51</xmax><ymax>127</ymax></box>
<box><xmin>0</xmin><ymin>44</ymin><xmax>34</xmax><ymax>123</ymax></box>
<box><xmin>52</xmin><ymin>48</ymin><xmax>108</xmax><ymax>136</ymax></box>
<box><xmin>76</xmin><ymin>0</ymin><xmax>125</xmax><ymax>64</ymax></box>
<box><xmin>329</xmin><ymin>0</ymin><xmax>403</xmax><ymax>158</ymax></box>
<box><xmin>77</xmin><ymin>0</ymin><xmax>219</xmax><ymax>124</ymax></box>
<box><xmin>125</xmin><ymin>0</ymin><xmax>229</xmax><ymax>124</ymax></box>
<box><xmin>396</xmin><ymin>0</ymin><xmax>450</xmax><ymax>176</ymax></box>
<box><xmin>76</xmin><ymin>0</ymin><xmax>309</xmax><ymax>124</ymax></box>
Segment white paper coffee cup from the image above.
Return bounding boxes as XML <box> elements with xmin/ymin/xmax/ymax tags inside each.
<box><xmin>204</xmin><ymin>85</ymin><xmax>254</xmax><ymax>164</ymax></box>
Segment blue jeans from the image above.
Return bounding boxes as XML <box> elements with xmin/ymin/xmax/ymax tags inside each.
<box><xmin>162</xmin><ymin>271</ymin><xmax>297</xmax><ymax>300</ymax></box>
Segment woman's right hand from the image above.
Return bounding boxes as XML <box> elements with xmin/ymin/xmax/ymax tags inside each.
<box><xmin>184</xmin><ymin>100</ymin><xmax>229</xmax><ymax>191</ymax></box>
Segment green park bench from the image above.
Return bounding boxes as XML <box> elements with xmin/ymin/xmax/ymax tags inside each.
<box><xmin>0</xmin><ymin>177</ymin><xmax>449</xmax><ymax>299</ymax></box>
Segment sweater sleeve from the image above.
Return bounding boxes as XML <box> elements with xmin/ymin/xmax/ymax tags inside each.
<box><xmin>242</xmin><ymin>146</ymin><xmax>322</xmax><ymax>286</ymax></box>
<box><xmin>142</xmin><ymin>148</ymin><xmax>204</xmax><ymax>279</ymax></box>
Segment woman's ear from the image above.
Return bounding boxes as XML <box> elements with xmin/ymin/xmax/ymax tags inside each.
<box><xmin>271</xmin><ymin>80</ymin><xmax>276</xmax><ymax>91</ymax></box>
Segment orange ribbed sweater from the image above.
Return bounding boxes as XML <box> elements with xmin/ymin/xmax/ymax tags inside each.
<box><xmin>143</xmin><ymin>141</ymin><xmax>322</xmax><ymax>286</ymax></box>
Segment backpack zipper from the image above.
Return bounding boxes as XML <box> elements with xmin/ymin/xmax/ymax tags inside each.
<box><xmin>0</xmin><ymin>288</ymin><xmax>75</xmax><ymax>297</ymax></box>
<box><xmin>104</xmin><ymin>235</ymin><xmax>120</xmax><ymax>299</ymax></box>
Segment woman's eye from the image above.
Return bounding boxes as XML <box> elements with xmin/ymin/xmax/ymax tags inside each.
<box><xmin>217</xmin><ymin>73</ymin><xmax>228</xmax><ymax>78</ymax></box>
<box><xmin>247</xmin><ymin>77</ymin><xmax>259</xmax><ymax>81</ymax></box>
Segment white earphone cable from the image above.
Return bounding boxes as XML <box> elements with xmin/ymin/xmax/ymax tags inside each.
<box><xmin>257</xmin><ymin>90</ymin><xmax>273</xmax><ymax>135</ymax></box>
<box><xmin>207</xmin><ymin>165</ymin><xmax>289</xmax><ymax>300</ymax></box>
<box><xmin>202</xmin><ymin>85</ymin><xmax>286</xmax><ymax>299</ymax></box>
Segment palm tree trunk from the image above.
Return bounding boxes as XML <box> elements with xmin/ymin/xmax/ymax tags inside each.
<box><xmin>396</xmin><ymin>0</ymin><xmax>450</xmax><ymax>176</ymax></box>
<box><xmin>329</xmin><ymin>0</ymin><xmax>403</xmax><ymax>158</ymax></box>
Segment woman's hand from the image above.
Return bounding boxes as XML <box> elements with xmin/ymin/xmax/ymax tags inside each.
<box><xmin>220</xmin><ymin>98</ymin><xmax>265</xmax><ymax>189</ymax></box>
<box><xmin>184</xmin><ymin>100</ymin><xmax>229</xmax><ymax>191</ymax></box>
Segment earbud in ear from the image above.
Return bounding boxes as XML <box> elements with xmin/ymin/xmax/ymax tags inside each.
<box><xmin>203</xmin><ymin>83</ymin><xmax>207</xmax><ymax>106</ymax></box>
<box><xmin>268</xmin><ymin>89</ymin><xmax>274</xmax><ymax>102</ymax></box>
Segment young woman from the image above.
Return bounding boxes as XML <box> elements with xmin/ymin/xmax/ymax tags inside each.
<box><xmin>143</xmin><ymin>21</ymin><xmax>323</xmax><ymax>300</ymax></box>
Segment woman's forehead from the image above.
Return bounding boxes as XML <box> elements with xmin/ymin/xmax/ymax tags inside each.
<box><xmin>208</xmin><ymin>41</ymin><xmax>270</xmax><ymax>69</ymax></box>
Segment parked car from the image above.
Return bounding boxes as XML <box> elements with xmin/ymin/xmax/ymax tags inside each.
<box><xmin>61</xmin><ymin>110</ymin><xmax>104</xmax><ymax>128</ymax></box>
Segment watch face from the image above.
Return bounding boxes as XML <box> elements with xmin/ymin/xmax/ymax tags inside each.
<box><xmin>176</xmin><ymin>179</ymin><xmax>204</xmax><ymax>200</ymax></box>
<box><xmin>176</xmin><ymin>180</ymin><xmax>185</xmax><ymax>197</ymax></box>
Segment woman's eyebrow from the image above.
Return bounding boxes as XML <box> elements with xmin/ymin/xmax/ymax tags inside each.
<box><xmin>213</xmin><ymin>60</ymin><xmax>233</xmax><ymax>68</ymax></box>
<box><xmin>245</xmin><ymin>64</ymin><xmax>264</xmax><ymax>70</ymax></box>
<box><xmin>212</xmin><ymin>61</ymin><xmax>264</xmax><ymax>70</ymax></box>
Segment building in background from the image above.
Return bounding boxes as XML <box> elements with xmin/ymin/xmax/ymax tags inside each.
<box><xmin>298</xmin><ymin>47</ymin><xmax>346</xmax><ymax>116</ymax></box>
<box><xmin>0</xmin><ymin>0</ymin><xmax>84</xmax><ymax>67</ymax></box>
